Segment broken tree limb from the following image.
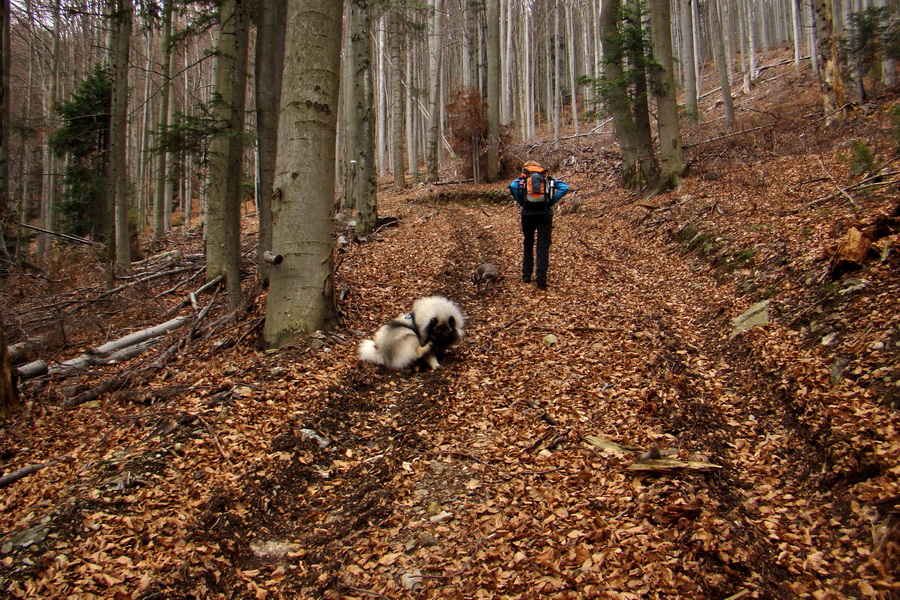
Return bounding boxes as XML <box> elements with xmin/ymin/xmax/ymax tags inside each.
<box><xmin>17</xmin><ymin>222</ymin><xmax>101</xmax><ymax>246</ymax></box>
<box><xmin>682</xmin><ymin>122</ymin><xmax>777</xmax><ymax>149</ymax></box>
<box><xmin>63</xmin><ymin>373</ymin><xmax>131</xmax><ymax>408</ymax></box>
<box><xmin>86</xmin><ymin>316</ymin><xmax>190</xmax><ymax>357</ymax></box>
<box><xmin>17</xmin><ymin>316</ymin><xmax>189</xmax><ymax>380</ymax></box>
<box><xmin>263</xmin><ymin>251</ymin><xmax>284</xmax><ymax>265</ymax></box>
<box><xmin>626</xmin><ymin>458</ymin><xmax>722</xmax><ymax>473</ymax></box>
<box><xmin>162</xmin><ymin>276</ymin><xmax>223</xmax><ymax>318</ymax></box>
<box><xmin>16</xmin><ymin>360</ymin><xmax>48</xmax><ymax>379</ymax></box>
<box><xmin>0</xmin><ymin>457</ymin><xmax>67</xmax><ymax>488</ymax></box>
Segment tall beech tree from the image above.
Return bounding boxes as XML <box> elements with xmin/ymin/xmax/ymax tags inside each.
<box><xmin>255</xmin><ymin>0</ymin><xmax>287</xmax><ymax>282</ymax></box>
<box><xmin>0</xmin><ymin>0</ymin><xmax>10</xmax><ymax>262</ymax></box>
<box><xmin>813</xmin><ymin>0</ymin><xmax>846</xmax><ymax>124</ymax></box>
<box><xmin>485</xmin><ymin>0</ymin><xmax>500</xmax><ymax>182</ymax></box>
<box><xmin>206</xmin><ymin>0</ymin><xmax>250</xmax><ymax>307</ymax></box>
<box><xmin>263</xmin><ymin>0</ymin><xmax>342</xmax><ymax>347</ymax></box>
<box><xmin>342</xmin><ymin>0</ymin><xmax>377</xmax><ymax>235</ymax></box>
<box><xmin>649</xmin><ymin>0</ymin><xmax>683</xmax><ymax>192</ymax></box>
<box><xmin>108</xmin><ymin>0</ymin><xmax>133</xmax><ymax>272</ymax></box>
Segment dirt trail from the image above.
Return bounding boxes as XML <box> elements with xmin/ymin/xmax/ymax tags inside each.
<box><xmin>3</xmin><ymin>186</ymin><xmax>896</xmax><ymax>600</ymax></box>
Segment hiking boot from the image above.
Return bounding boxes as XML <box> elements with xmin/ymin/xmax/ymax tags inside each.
<box><xmin>536</xmin><ymin>281</ymin><xmax>547</xmax><ymax>289</ymax></box>
<box><xmin>522</xmin><ymin>275</ymin><xmax>532</xmax><ymax>283</ymax></box>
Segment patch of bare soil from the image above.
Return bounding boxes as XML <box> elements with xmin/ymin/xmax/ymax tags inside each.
<box><xmin>1</xmin><ymin>55</ymin><xmax>900</xmax><ymax>599</ymax></box>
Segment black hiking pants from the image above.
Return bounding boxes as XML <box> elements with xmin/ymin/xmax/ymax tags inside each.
<box><xmin>521</xmin><ymin>213</ymin><xmax>553</xmax><ymax>286</ymax></box>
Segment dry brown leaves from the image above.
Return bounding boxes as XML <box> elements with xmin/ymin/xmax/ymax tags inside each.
<box><xmin>2</xmin><ymin>56</ymin><xmax>900</xmax><ymax>599</ymax></box>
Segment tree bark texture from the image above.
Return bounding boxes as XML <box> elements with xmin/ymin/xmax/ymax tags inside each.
<box><xmin>255</xmin><ymin>0</ymin><xmax>287</xmax><ymax>281</ymax></box>
<box><xmin>425</xmin><ymin>0</ymin><xmax>443</xmax><ymax>182</ymax></box>
<box><xmin>485</xmin><ymin>0</ymin><xmax>500</xmax><ymax>182</ymax></box>
<box><xmin>153</xmin><ymin>0</ymin><xmax>173</xmax><ymax>244</ymax></box>
<box><xmin>679</xmin><ymin>0</ymin><xmax>698</xmax><ymax>119</ymax></box>
<box><xmin>389</xmin><ymin>10</ymin><xmax>406</xmax><ymax>190</ymax></box>
<box><xmin>263</xmin><ymin>0</ymin><xmax>342</xmax><ymax>347</ymax></box>
<box><xmin>0</xmin><ymin>0</ymin><xmax>9</xmax><ymax>261</ymax></box>
<box><xmin>109</xmin><ymin>0</ymin><xmax>133</xmax><ymax>272</ymax></box>
<box><xmin>0</xmin><ymin>314</ymin><xmax>21</xmax><ymax>419</ymax></box>
<box><xmin>599</xmin><ymin>0</ymin><xmax>641</xmax><ymax>189</ymax></box>
<box><xmin>206</xmin><ymin>0</ymin><xmax>250</xmax><ymax>307</ymax></box>
<box><xmin>649</xmin><ymin>0</ymin><xmax>683</xmax><ymax>192</ymax></box>
<box><xmin>812</xmin><ymin>0</ymin><xmax>846</xmax><ymax>125</ymax></box>
<box><xmin>344</xmin><ymin>0</ymin><xmax>377</xmax><ymax>235</ymax></box>
<box><xmin>709</xmin><ymin>0</ymin><xmax>736</xmax><ymax>128</ymax></box>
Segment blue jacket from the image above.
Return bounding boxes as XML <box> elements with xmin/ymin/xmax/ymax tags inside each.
<box><xmin>509</xmin><ymin>176</ymin><xmax>570</xmax><ymax>216</ymax></box>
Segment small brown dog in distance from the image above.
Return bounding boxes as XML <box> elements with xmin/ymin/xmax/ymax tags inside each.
<box><xmin>472</xmin><ymin>263</ymin><xmax>501</xmax><ymax>297</ymax></box>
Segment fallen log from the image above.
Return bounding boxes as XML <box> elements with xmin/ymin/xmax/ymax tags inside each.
<box><xmin>63</xmin><ymin>373</ymin><xmax>131</xmax><ymax>407</ymax></box>
<box><xmin>17</xmin><ymin>316</ymin><xmax>189</xmax><ymax>380</ymax></box>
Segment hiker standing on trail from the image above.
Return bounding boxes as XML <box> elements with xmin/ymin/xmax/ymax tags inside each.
<box><xmin>509</xmin><ymin>161</ymin><xmax>570</xmax><ymax>289</ymax></box>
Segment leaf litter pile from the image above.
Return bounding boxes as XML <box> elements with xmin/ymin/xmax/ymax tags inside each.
<box><xmin>2</xmin><ymin>60</ymin><xmax>900</xmax><ymax>599</ymax></box>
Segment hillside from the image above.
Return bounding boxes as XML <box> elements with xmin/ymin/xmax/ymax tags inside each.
<box><xmin>1</xmin><ymin>58</ymin><xmax>899</xmax><ymax>599</ymax></box>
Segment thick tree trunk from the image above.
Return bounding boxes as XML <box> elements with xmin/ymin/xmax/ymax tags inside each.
<box><xmin>38</xmin><ymin>1</ymin><xmax>61</xmax><ymax>258</ymax></box>
<box><xmin>813</xmin><ymin>0</ymin><xmax>846</xmax><ymax>125</ymax></box>
<box><xmin>0</xmin><ymin>316</ymin><xmax>19</xmax><ymax>420</ymax></box>
<box><xmin>263</xmin><ymin>0</ymin><xmax>342</xmax><ymax>347</ymax></box>
<box><xmin>344</xmin><ymin>0</ymin><xmax>377</xmax><ymax>235</ymax></box>
<box><xmin>206</xmin><ymin>0</ymin><xmax>250</xmax><ymax>307</ymax></box>
<box><xmin>425</xmin><ymin>0</ymin><xmax>443</xmax><ymax>182</ymax></box>
<box><xmin>599</xmin><ymin>0</ymin><xmax>641</xmax><ymax>189</ymax></box>
<box><xmin>649</xmin><ymin>0</ymin><xmax>683</xmax><ymax>192</ymax></box>
<box><xmin>153</xmin><ymin>0</ymin><xmax>173</xmax><ymax>244</ymax></box>
<box><xmin>109</xmin><ymin>0</ymin><xmax>133</xmax><ymax>272</ymax></box>
<box><xmin>0</xmin><ymin>0</ymin><xmax>9</xmax><ymax>263</ymax></box>
<box><xmin>485</xmin><ymin>0</ymin><xmax>500</xmax><ymax>182</ymax></box>
<box><xmin>679</xmin><ymin>0</ymin><xmax>698</xmax><ymax>120</ymax></box>
<box><xmin>709</xmin><ymin>0</ymin><xmax>736</xmax><ymax>128</ymax></box>
<box><xmin>629</xmin><ymin>0</ymin><xmax>659</xmax><ymax>189</ymax></box>
<box><xmin>255</xmin><ymin>0</ymin><xmax>286</xmax><ymax>282</ymax></box>
<box><xmin>390</xmin><ymin>10</ymin><xmax>406</xmax><ymax>190</ymax></box>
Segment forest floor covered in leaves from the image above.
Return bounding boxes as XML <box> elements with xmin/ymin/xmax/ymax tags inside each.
<box><xmin>2</xmin><ymin>57</ymin><xmax>900</xmax><ymax>599</ymax></box>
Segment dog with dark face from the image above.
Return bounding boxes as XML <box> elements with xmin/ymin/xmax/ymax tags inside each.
<box><xmin>472</xmin><ymin>263</ymin><xmax>501</xmax><ymax>296</ymax></box>
<box><xmin>358</xmin><ymin>296</ymin><xmax>464</xmax><ymax>370</ymax></box>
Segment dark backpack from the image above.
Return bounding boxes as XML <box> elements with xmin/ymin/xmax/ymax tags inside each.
<box><xmin>520</xmin><ymin>164</ymin><xmax>552</xmax><ymax>203</ymax></box>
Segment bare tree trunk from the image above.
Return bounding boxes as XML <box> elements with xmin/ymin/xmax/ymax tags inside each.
<box><xmin>425</xmin><ymin>0</ymin><xmax>443</xmax><ymax>182</ymax></box>
<box><xmin>649</xmin><ymin>0</ymin><xmax>683</xmax><ymax>192</ymax></box>
<box><xmin>680</xmin><ymin>0</ymin><xmax>698</xmax><ymax>120</ymax></box>
<box><xmin>344</xmin><ymin>0</ymin><xmax>377</xmax><ymax>235</ymax></box>
<box><xmin>599</xmin><ymin>0</ymin><xmax>641</xmax><ymax>189</ymax></box>
<box><xmin>0</xmin><ymin>314</ymin><xmax>18</xmax><ymax>420</ymax></box>
<box><xmin>153</xmin><ymin>0</ymin><xmax>173</xmax><ymax>244</ymax></box>
<box><xmin>629</xmin><ymin>0</ymin><xmax>658</xmax><ymax>189</ymax></box>
<box><xmin>0</xmin><ymin>0</ymin><xmax>11</xmax><ymax>263</ymax></box>
<box><xmin>389</xmin><ymin>10</ymin><xmax>406</xmax><ymax>190</ymax></box>
<box><xmin>485</xmin><ymin>0</ymin><xmax>500</xmax><ymax>182</ymax></box>
<box><xmin>109</xmin><ymin>0</ymin><xmax>133</xmax><ymax>272</ymax></box>
<box><xmin>206</xmin><ymin>0</ymin><xmax>250</xmax><ymax>307</ymax></box>
<box><xmin>813</xmin><ymin>0</ymin><xmax>846</xmax><ymax>124</ymax></box>
<box><xmin>264</xmin><ymin>0</ymin><xmax>342</xmax><ymax>347</ymax></box>
<box><xmin>710</xmin><ymin>0</ymin><xmax>736</xmax><ymax>128</ymax></box>
<box><xmin>566</xmin><ymin>0</ymin><xmax>579</xmax><ymax>135</ymax></box>
<box><xmin>792</xmin><ymin>0</ymin><xmax>804</xmax><ymax>72</ymax></box>
<box><xmin>38</xmin><ymin>0</ymin><xmax>61</xmax><ymax>258</ymax></box>
<box><xmin>255</xmin><ymin>0</ymin><xmax>286</xmax><ymax>282</ymax></box>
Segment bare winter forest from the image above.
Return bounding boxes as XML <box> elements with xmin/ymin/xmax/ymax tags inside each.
<box><xmin>1</xmin><ymin>0</ymin><xmax>900</xmax><ymax>599</ymax></box>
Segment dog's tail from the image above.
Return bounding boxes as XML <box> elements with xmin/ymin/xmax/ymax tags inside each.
<box><xmin>358</xmin><ymin>339</ymin><xmax>382</xmax><ymax>365</ymax></box>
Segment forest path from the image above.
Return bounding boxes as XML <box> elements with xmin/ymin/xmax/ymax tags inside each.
<box><xmin>4</xmin><ymin>190</ymin><xmax>895</xmax><ymax>600</ymax></box>
<box><xmin>331</xmin><ymin>191</ymin><xmax>883</xmax><ymax>598</ymax></box>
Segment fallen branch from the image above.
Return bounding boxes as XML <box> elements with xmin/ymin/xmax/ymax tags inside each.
<box><xmin>17</xmin><ymin>222</ymin><xmax>101</xmax><ymax>246</ymax></box>
<box><xmin>63</xmin><ymin>373</ymin><xmax>131</xmax><ymax>408</ymax></box>
<box><xmin>816</xmin><ymin>155</ymin><xmax>859</xmax><ymax>209</ymax></box>
<box><xmin>682</xmin><ymin>122</ymin><xmax>777</xmax><ymax>149</ymax></box>
<box><xmin>0</xmin><ymin>457</ymin><xmax>67</xmax><ymax>488</ymax></box>
<box><xmin>17</xmin><ymin>316</ymin><xmax>189</xmax><ymax>380</ymax></box>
